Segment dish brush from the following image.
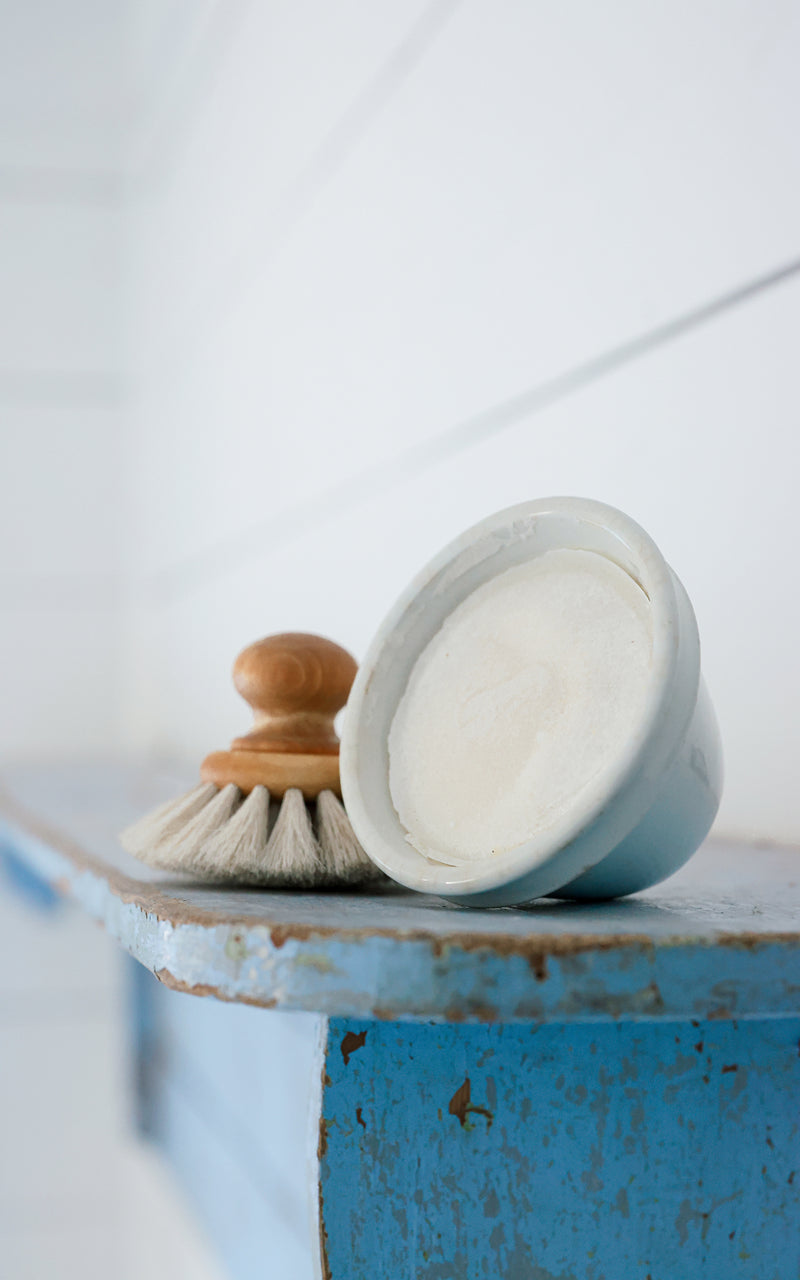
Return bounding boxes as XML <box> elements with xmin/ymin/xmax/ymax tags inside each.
<box><xmin>120</xmin><ymin>632</ymin><xmax>380</xmax><ymax>888</ymax></box>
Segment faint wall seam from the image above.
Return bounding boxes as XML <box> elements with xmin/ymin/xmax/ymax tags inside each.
<box><xmin>125</xmin><ymin>0</ymin><xmax>254</xmax><ymax>194</ymax></box>
<box><xmin>0</xmin><ymin>166</ymin><xmax>122</xmax><ymax>207</ymax></box>
<box><xmin>138</xmin><ymin>0</ymin><xmax>464</xmax><ymax>391</ymax></box>
<box><xmin>0</xmin><ymin>370</ymin><xmax>127</xmax><ymax>408</ymax></box>
<box><xmin>0</xmin><ymin>0</ymin><xmax>251</xmax><ymax>208</ymax></box>
<box><xmin>142</xmin><ymin>253</ymin><xmax>800</xmax><ymax>605</ymax></box>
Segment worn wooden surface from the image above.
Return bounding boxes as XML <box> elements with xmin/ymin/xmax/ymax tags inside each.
<box><xmin>0</xmin><ymin>762</ymin><xmax>798</xmax><ymax>1023</ymax></box>
<box><xmin>3</xmin><ymin>762</ymin><xmax>799</xmax><ymax>1278</ymax></box>
<box><xmin>129</xmin><ymin>968</ymin><xmax>800</xmax><ymax>1280</ymax></box>
<box><xmin>320</xmin><ymin>1017</ymin><xmax>800</xmax><ymax>1279</ymax></box>
<box><xmin>129</xmin><ymin>961</ymin><xmax>320</xmax><ymax>1280</ymax></box>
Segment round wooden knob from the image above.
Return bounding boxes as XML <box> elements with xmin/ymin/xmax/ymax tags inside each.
<box><xmin>201</xmin><ymin>633</ymin><xmax>358</xmax><ymax>797</ymax></box>
<box><xmin>232</xmin><ymin>633</ymin><xmax>357</xmax><ymax>755</ymax></box>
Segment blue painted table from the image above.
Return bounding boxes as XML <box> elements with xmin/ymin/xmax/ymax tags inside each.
<box><xmin>1</xmin><ymin>763</ymin><xmax>798</xmax><ymax>1279</ymax></box>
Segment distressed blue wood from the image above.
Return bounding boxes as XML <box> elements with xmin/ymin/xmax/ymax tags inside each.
<box><xmin>0</xmin><ymin>838</ymin><xmax>61</xmax><ymax>912</ymax></box>
<box><xmin>0</xmin><ymin>763</ymin><xmax>798</xmax><ymax>1024</ymax></box>
<box><xmin>128</xmin><ymin>976</ymin><xmax>800</xmax><ymax>1278</ymax></box>
<box><xmin>320</xmin><ymin>1017</ymin><xmax>800</xmax><ymax>1279</ymax></box>
<box><xmin>2</xmin><ymin>763</ymin><xmax>799</xmax><ymax>1278</ymax></box>
<box><xmin>130</xmin><ymin>958</ymin><xmax>319</xmax><ymax>1279</ymax></box>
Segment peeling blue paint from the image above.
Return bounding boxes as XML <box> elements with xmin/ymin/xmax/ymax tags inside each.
<box><xmin>0</xmin><ymin>841</ymin><xmax>61</xmax><ymax>911</ymax></box>
<box><xmin>320</xmin><ymin>1018</ymin><xmax>800</xmax><ymax>1278</ymax></box>
<box><xmin>5</xmin><ymin>767</ymin><xmax>800</xmax><ymax>1279</ymax></box>
<box><xmin>3</xmin><ymin>815</ymin><xmax>800</xmax><ymax>1025</ymax></box>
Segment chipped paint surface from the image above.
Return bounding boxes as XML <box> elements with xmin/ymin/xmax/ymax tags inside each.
<box><xmin>130</xmin><ymin>961</ymin><xmax>321</xmax><ymax>1279</ymax></box>
<box><xmin>340</xmin><ymin>1029</ymin><xmax>368</xmax><ymax>1064</ymax></box>
<box><xmin>1</xmin><ymin>764</ymin><xmax>800</xmax><ymax>1023</ymax></box>
<box><xmin>2</xmin><ymin>802</ymin><xmax>800</xmax><ymax>1023</ymax></box>
<box><xmin>320</xmin><ymin>1017</ymin><xmax>800</xmax><ymax>1278</ymax></box>
<box><xmin>1</xmin><ymin>768</ymin><xmax>798</xmax><ymax>1029</ymax></box>
<box><xmin>6</xmin><ymin>764</ymin><xmax>797</xmax><ymax>1278</ymax></box>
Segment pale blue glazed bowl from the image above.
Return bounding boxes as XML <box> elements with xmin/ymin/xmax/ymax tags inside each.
<box><xmin>341</xmin><ymin>497</ymin><xmax>723</xmax><ymax>907</ymax></box>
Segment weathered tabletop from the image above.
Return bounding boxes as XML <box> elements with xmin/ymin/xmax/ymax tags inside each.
<box><xmin>1</xmin><ymin>761</ymin><xmax>798</xmax><ymax>1023</ymax></box>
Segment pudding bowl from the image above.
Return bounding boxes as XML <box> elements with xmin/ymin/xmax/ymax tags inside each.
<box><xmin>340</xmin><ymin>497</ymin><xmax>723</xmax><ymax>907</ymax></box>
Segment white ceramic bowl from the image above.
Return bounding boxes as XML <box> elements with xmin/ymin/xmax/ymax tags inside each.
<box><xmin>341</xmin><ymin>497</ymin><xmax>723</xmax><ymax>906</ymax></box>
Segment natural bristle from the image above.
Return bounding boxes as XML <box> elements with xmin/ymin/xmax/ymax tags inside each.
<box><xmin>195</xmin><ymin>785</ymin><xmax>271</xmax><ymax>881</ymax></box>
<box><xmin>316</xmin><ymin>790</ymin><xmax>382</xmax><ymax>885</ymax></box>
<box><xmin>167</xmin><ymin>784</ymin><xmax>241</xmax><ymax>868</ymax></box>
<box><xmin>120</xmin><ymin>782</ymin><xmax>218</xmax><ymax>864</ymax></box>
<box><xmin>120</xmin><ymin>780</ymin><xmax>380</xmax><ymax>887</ymax></box>
<box><xmin>262</xmin><ymin>788</ymin><xmax>323</xmax><ymax>886</ymax></box>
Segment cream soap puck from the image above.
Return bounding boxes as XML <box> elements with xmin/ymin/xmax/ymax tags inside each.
<box><xmin>388</xmin><ymin>548</ymin><xmax>653</xmax><ymax>865</ymax></box>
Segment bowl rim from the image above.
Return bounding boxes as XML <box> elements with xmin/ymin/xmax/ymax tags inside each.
<box><xmin>341</xmin><ymin>496</ymin><xmax>699</xmax><ymax>899</ymax></box>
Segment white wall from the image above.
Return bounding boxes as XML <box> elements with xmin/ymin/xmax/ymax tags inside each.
<box><xmin>124</xmin><ymin>0</ymin><xmax>800</xmax><ymax>845</ymax></box>
<box><xmin>1</xmin><ymin>2</ymin><xmax>798</xmax><ymax>843</ymax></box>
<box><xmin>0</xmin><ymin>1</ymin><xmax>128</xmax><ymax>756</ymax></box>
<box><xmin>0</xmin><ymin>11</ymin><xmax>228</xmax><ymax>1272</ymax></box>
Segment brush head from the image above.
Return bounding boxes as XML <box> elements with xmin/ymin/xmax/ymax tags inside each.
<box><xmin>201</xmin><ymin>632</ymin><xmax>358</xmax><ymax>797</ymax></box>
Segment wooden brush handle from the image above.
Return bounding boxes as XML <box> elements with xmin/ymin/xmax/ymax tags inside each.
<box><xmin>231</xmin><ymin>633</ymin><xmax>356</xmax><ymax>755</ymax></box>
<box><xmin>201</xmin><ymin>633</ymin><xmax>358</xmax><ymax>798</ymax></box>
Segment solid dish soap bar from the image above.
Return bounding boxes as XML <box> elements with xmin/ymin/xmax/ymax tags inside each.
<box><xmin>388</xmin><ymin>548</ymin><xmax>653</xmax><ymax>865</ymax></box>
